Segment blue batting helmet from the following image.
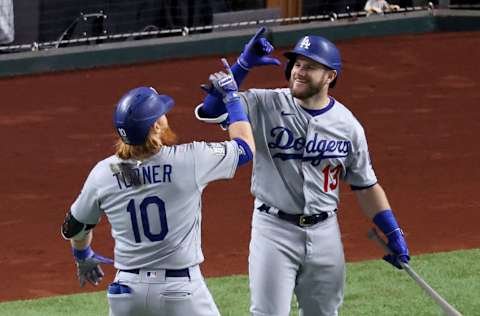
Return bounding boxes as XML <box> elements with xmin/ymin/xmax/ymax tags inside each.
<box><xmin>114</xmin><ymin>87</ymin><xmax>174</xmax><ymax>145</ymax></box>
<box><xmin>284</xmin><ymin>35</ymin><xmax>342</xmax><ymax>88</ymax></box>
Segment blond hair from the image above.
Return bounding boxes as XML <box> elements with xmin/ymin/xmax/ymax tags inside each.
<box><xmin>115</xmin><ymin>127</ymin><xmax>161</xmax><ymax>160</ymax></box>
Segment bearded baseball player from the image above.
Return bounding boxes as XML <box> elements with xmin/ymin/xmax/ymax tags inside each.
<box><xmin>61</xmin><ymin>59</ymin><xmax>255</xmax><ymax>316</ymax></box>
<box><xmin>196</xmin><ymin>28</ymin><xmax>410</xmax><ymax>316</ymax></box>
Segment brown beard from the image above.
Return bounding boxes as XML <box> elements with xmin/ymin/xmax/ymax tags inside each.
<box><xmin>160</xmin><ymin>126</ymin><xmax>179</xmax><ymax>146</ymax></box>
<box><xmin>289</xmin><ymin>78</ymin><xmax>322</xmax><ymax>100</ymax></box>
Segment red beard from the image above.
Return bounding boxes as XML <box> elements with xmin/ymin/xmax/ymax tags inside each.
<box><xmin>289</xmin><ymin>78</ymin><xmax>321</xmax><ymax>100</ymax></box>
<box><xmin>161</xmin><ymin>126</ymin><xmax>179</xmax><ymax>146</ymax></box>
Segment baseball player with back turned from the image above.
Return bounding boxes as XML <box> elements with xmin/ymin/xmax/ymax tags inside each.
<box><xmin>61</xmin><ymin>59</ymin><xmax>254</xmax><ymax>316</ymax></box>
<box><xmin>195</xmin><ymin>27</ymin><xmax>410</xmax><ymax>316</ymax></box>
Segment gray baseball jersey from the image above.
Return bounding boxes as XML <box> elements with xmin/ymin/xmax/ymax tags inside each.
<box><xmin>242</xmin><ymin>88</ymin><xmax>377</xmax><ymax>316</ymax></box>
<box><xmin>241</xmin><ymin>89</ymin><xmax>377</xmax><ymax>316</ymax></box>
<box><xmin>70</xmin><ymin>140</ymin><xmax>239</xmax><ymax>270</ymax></box>
<box><xmin>240</xmin><ymin>88</ymin><xmax>377</xmax><ymax>214</ymax></box>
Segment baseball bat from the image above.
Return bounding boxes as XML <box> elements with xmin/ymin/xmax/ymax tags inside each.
<box><xmin>367</xmin><ymin>228</ymin><xmax>463</xmax><ymax>316</ymax></box>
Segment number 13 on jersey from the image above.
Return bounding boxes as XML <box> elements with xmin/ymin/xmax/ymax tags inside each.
<box><xmin>322</xmin><ymin>164</ymin><xmax>341</xmax><ymax>192</ymax></box>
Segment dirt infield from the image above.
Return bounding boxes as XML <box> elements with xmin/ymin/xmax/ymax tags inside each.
<box><xmin>1</xmin><ymin>31</ymin><xmax>479</xmax><ymax>302</ymax></box>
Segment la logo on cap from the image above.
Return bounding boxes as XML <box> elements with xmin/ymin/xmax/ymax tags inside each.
<box><xmin>299</xmin><ymin>37</ymin><xmax>311</xmax><ymax>50</ymax></box>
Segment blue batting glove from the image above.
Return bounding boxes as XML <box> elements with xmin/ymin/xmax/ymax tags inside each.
<box><xmin>237</xmin><ymin>27</ymin><xmax>281</xmax><ymax>70</ymax></box>
<box><xmin>383</xmin><ymin>229</ymin><xmax>410</xmax><ymax>269</ymax></box>
<box><xmin>73</xmin><ymin>246</ymin><xmax>113</xmax><ymax>287</ymax></box>
<box><xmin>373</xmin><ymin>210</ymin><xmax>410</xmax><ymax>269</ymax></box>
<box><xmin>203</xmin><ymin>59</ymin><xmax>248</xmax><ymax>124</ymax></box>
<box><xmin>205</xmin><ymin>58</ymin><xmax>240</xmax><ymax>104</ymax></box>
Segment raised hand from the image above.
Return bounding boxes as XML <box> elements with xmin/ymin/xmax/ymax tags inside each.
<box><xmin>237</xmin><ymin>27</ymin><xmax>281</xmax><ymax>70</ymax></box>
<box><xmin>203</xmin><ymin>58</ymin><xmax>240</xmax><ymax>104</ymax></box>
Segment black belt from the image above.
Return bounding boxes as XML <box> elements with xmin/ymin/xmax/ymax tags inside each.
<box><xmin>120</xmin><ymin>268</ymin><xmax>190</xmax><ymax>278</ymax></box>
<box><xmin>258</xmin><ymin>203</ymin><xmax>336</xmax><ymax>227</ymax></box>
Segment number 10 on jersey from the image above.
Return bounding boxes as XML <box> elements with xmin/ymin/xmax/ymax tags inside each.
<box><xmin>126</xmin><ymin>196</ymin><xmax>169</xmax><ymax>243</ymax></box>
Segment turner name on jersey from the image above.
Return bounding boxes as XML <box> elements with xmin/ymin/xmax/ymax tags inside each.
<box><xmin>111</xmin><ymin>163</ymin><xmax>173</xmax><ymax>190</ymax></box>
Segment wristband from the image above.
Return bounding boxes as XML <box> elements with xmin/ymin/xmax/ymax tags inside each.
<box><xmin>226</xmin><ymin>96</ymin><xmax>248</xmax><ymax>123</ymax></box>
<box><xmin>72</xmin><ymin>245</ymin><xmax>93</xmax><ymax>261</ymax></box>
<box><xmin>372</xmin><ymin>209</ymin><xmax>400</xmax><ymax>236</ymax></box>
<box><xmin>236</xmin><ymin>57</ymin><xmax>250</xmax><ymax>70</ymax></box>
<box><xmin>231</xmin><ymin>61</ymin><xmax>249</xmax><ymax>85</ymax></box>
<box><xmin>385</xmin><ymin>227</ymin><xmax>402</xmax><ymax>236</ymax></box>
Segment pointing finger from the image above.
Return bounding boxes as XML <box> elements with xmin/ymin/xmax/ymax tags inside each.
<box><xmin>261</xmin><ymin>56</ymin><xmax>281</xmax><ymax>66</ymax></box>
<box><xmin>221</xmin><ymin>58</ymin><xmax>233</xmax><ymax>77</ymax></box>
<box><xmin>251</xmin><ymin>26</ymin><xmax>266</xmax><ymax>42</ymax></box>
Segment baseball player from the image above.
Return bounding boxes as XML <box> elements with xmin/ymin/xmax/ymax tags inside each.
<box><xmin>196</xmin><ymin>28</ymin><xmax>410</xmax><ymax>316</ymax></box>
<box><xmin>61</xmin><ymin>59</ymin><xmax>255</xmax><ymax>316</ymax></box>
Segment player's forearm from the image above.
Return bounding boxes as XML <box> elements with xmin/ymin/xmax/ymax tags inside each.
<box><xmin>354</xmin><ymin>183</ymin><xmax>391</xmax><ymax>219</ymax></box>
<box><xmin>70</xmin><ymin>230</ymin><xmax>93</xmax><ymax>250</ymax></box>
<box><xmin>228</xmin><ymin>121</ymin><xmax>255</xmax><ymax>153</ymax></box>
<box><xmin>225</xmin><ymin>93</ymin><xmax>255</xmax><ymax>153</ymax></box>
<box><xmin>231</xmin><ymin>61</ymin><xmax>250</xmax><ymax>86</ymax></box>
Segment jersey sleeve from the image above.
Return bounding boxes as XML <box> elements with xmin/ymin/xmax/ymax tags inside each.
<box><xmin>344</xmin><ymin>127</ymin><xmax>378</xmax><ymax>189</ymax></box>
<box><xmin>192</xmin><ymin>140</ymin><xmax>240</xmax><ymax>187</ymax></box>
<box><xmin>70</xmin><ymin>165</ymin><xmax>103</xmax><ymax>225</ymax></box>
<box><xmin>239</xmin><ymin>89</ymin><xmax>264</xmax><ymax>127</ymax></box>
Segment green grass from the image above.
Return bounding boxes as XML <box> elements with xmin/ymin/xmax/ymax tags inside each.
<box><xmin>1</xmin><ymin>249</ymin><xmax>478</xmax><ymax>316</ymax></box>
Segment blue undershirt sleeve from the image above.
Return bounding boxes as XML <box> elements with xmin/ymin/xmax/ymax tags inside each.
<box><xmin>233</xmin><ymin>138</ymin><xmax>253</xmax><ymax>167</ymax></box>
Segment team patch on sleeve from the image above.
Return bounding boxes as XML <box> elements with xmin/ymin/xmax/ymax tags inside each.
<box><xmin>233</xmin><ymin>138</ymin><xmax>253</xmax><ymax>166</ymax></box>
<box><xmin>237</xmin><ymin>144</ymin><xmax>246</xmax><ymax>156</ymax></box>
<box><xmin>206</xmin><ymin>143</ymin><xmax>227</xmax><ymax>156</ymax></box>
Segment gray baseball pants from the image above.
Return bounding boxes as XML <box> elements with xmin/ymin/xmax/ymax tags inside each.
<box><xmin>249</xmin><ymin>200</ymin><xmax>345</xmax><ymax>316</ymax></box>
<box><xmin>108</xmin><ymin>265</ymin><xmax>220</xmax><ymax>316</ymax></box>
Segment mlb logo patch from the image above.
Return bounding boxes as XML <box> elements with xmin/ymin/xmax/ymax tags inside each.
<box><xmin>147</xmin><ymin>271</ymin><xmax>157</xmax><ymax>278</ymax></box>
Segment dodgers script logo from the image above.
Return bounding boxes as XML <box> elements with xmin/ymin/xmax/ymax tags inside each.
<box><xmin>268</xmin><ymin>127</ymin><xmax>350</xmax><ymax>166</ymax></box>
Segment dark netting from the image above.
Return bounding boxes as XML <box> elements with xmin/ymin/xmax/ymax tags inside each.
<box><xmin>2</xmin><ymin>0</ymin><xmax>472</xmax><ymax>53</ymax></box>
